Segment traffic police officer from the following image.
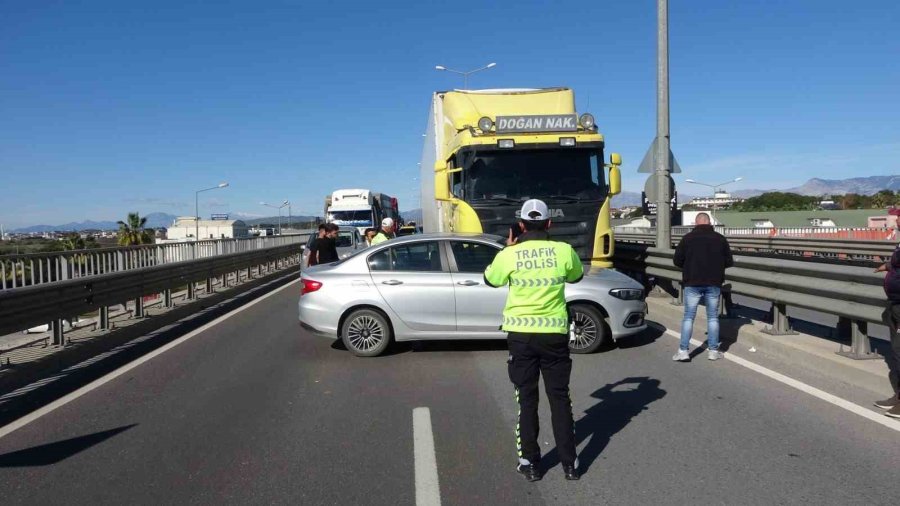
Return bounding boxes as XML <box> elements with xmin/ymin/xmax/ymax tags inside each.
<box><xmin>370</xmin><ymin>217</ymin><xmax>395</xmax><ymax>245</ymax></box>
<box><xmin>484</xmin><ymin>199</ymin><xmax>584</xmax><ymax>482</ymax></box>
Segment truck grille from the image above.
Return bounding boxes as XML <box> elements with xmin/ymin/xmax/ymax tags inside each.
<box><xmin>473</xmin><ymin>203</ymin><xmax>600</xmax><ymax>261</ymax></box>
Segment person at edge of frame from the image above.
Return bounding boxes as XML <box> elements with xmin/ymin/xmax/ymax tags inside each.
<box><xmin>874</xmin><ymin>225</ymin><xmax>900</xmax><ymax>419</ymax></box>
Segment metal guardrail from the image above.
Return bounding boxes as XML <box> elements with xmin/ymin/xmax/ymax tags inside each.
<box><xmin>613</xmin><ymin>243</ymin><xmax>888</xmax><ymax>359</ymax></box>
<box><xmin>615</xmin><ymin>232</ymin><xmax>895</xmax><ymax>261</ymax></box>
<box><xmin>0</xmin><ymin>242</ymin><xmax>303</xmax><ymax>341</ymax></box>
<box><xmin>615</xmin><ymin>225</ymin><xmax>896</xmax><ymax>241</ymax></box>
<box><xmin>0</xmin><ymin>236</ymin><xmax>305</xmax><ymax>290</ymax></box>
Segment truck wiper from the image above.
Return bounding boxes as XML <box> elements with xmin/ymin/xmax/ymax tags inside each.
<box><xmin>547</xmin><ymin>195</ymin><xmax>603</xmax><ymax>203</ymax></box>
<box><xmin>473</xmin><ymin>197</ymin><xmax>523</xmax><ymax>204</ymax></box>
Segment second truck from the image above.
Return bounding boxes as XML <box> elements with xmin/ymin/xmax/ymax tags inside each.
<box><xmin>419</xmin><ymin>87</ymin><xmax>622</xmax><ymax>267</ymax></box>
<box><xmin>325</xmin><ymin>189</ymin><xmax>400</xmax><ymax>236</ymax></box>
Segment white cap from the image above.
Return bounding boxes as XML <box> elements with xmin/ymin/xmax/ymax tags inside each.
<box><xmin>381</xmin><ymin>217</ymin><xmax>394</xmax><ymax>227</ymax></box>
<box><xmin>519</xmin><ymin>199</ymin><xmax>550</xmax><ymax>221</ymax></box>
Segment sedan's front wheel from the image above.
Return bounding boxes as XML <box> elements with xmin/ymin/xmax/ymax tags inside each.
<box><xmin>341</xmin><ymin>309</ymin><xmax>392</xmax><ymax>357</ymax></box>
<box><xmin>568</xmin><ymin>304</ymin><xmax>610</xmax><ymax>354</ymax></box>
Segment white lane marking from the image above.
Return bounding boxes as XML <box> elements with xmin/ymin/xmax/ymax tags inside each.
<box><xmin>663</xmin><ymin>329</ymin><xmax>900</xmax><ymax>432</ymax></box>
<box><xmin>413</xmin><ymin>407</ymin><xmax>441</xmax><ymax>506</ymax></box>
<box><xmin>0</xmin><ymin>277</ymin><xmax>301</xmax><ymax>440</ymax></box>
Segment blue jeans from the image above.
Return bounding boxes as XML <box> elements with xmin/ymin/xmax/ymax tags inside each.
<box><xmin>680</xmin><ymin>286</ymin><xmax>721</xmax><ymax>351</ymax></box>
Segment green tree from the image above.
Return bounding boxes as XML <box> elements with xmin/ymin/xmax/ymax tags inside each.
<box><xmin>871</xmin><ymin>190</ymin><xmax>895</xmax><ymax>209</ymax></box>
<box><xmin>60</xmin><ymin>233</ymin><xmax>86</xmax><ymax>251</ymax></box>
<box><xmin>117</xmin><ymin>213</ymin><xmax>155</xmax><ymax>246</ymax></box>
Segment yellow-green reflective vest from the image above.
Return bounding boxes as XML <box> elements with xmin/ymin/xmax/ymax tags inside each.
<box><xmin>370</xmin><ymin>232</ymin><xmax>391</xmax><ymax>245</ymax></box>
<box><xmin>484</xmin><ymin>235</ymin><xmax>583</xmax><ymax>334</ymax></box>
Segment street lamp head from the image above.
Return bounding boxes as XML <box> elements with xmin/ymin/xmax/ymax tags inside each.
<box><xmin>218</xmin><ymin>182</ymin><xmax>229</xmax><ymax>188</ymax></box>
<box><xmin>486</xmin><ymin>62</ymin><xmax>497</xmax><ymax>68</ymax></box>
<box><xmin>435</xmin><ymin>65</ymin><xmax>446</xmax><ymax>71</ymax></box>
<box><xmin>685</xmin><ymin>179</ymin><xmax>696</xmax><ymax>183</ymax></box>
<box><xmin>259</xmin><ymin>201</ymin><xmax>267</xmax><ymax>206</ymax></box>
<box><xmin>734</xmin><ymin>177</ymin><xmax>744</xmax><ymax>182</ymax></box>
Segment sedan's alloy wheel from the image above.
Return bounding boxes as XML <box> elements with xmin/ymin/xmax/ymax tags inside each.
<box><xmin>569</xmin><ymin>311</ymin><xmax>598</xmax><ymax>351</ymax></box>
<box><xmin>347</xmin><ymin>315</ymin><xmax>385</xmax><ymax>352</ymax></box>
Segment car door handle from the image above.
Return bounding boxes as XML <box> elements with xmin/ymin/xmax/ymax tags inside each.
<box><xmin>456</xmin><ymin>280</ymin><xmax>480</xmax><ymax>286</ymax></box>
<box><xmin>382</xmin><ymin>280</ymin><xmax>403</xmax><ymax>285</ymax></box>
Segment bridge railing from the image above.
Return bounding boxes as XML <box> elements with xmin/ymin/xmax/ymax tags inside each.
<box><xmin>615</xmin><ymin>229</ymin><xmax>894</xmax><ymax>261</ymax></box>
<box><xmin>0</xmin><ymin>240</ymin><xmax>304</xmax><ymax>343</ymax></box>
<box><xmin>0</xmin><ymin>236</ymin><xmax>306</xmax><ymax>291</ymax></box>
<box><xmin>614</xmin><ymin>242</ymin><xmax>888</xmax><ymax>359</ymax></box>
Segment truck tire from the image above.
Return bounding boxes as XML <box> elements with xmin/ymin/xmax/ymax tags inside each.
<box><xmin>341</xmin><ymin>309</ymin><xmax>392</xmax><ymax>357</ymax></box>
<box><xmin>568</xmin><ymin>304</ymin><xmax>610</xmax><ymax>354</ymax></box>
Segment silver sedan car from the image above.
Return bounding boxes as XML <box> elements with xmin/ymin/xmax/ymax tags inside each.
<box><xmin>298</xmin><ymin>233</ymin><xmax>647</xmax><ymax>357</ymax></box>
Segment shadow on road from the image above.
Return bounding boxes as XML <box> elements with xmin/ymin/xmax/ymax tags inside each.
<box><xmin>0</xmin><ymin>424</ymin><xmax>136</xmax><ymax>467</ymax></box>
<box><xmin>542</xmin><ymin>377</ymin><xmax>666</xmax><ymax>475</ymax></box>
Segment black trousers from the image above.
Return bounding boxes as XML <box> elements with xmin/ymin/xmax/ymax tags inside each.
<box><xmin>507</xmin><ymin>332</ymin><xmax>576</xmax><ymax>467</ymax></box>
<box><xmin>883</xmin><ymin>303</ymin><xmax>900</xmax><ymax>395</ymax></box>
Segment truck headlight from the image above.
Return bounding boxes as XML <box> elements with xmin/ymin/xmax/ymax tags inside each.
<box><xmin>580</xmin><ymin>113</ymin><xmax>595</xmax><ymax>129</ymax></box>
<box><xmin>609</xmin><ymin>288</ymin><xmax>643</xmax><ymax>300</ymax></box>
<box><xmin>478</xmin><ymin>116</ymin><xmax>493</xmax><ymax>132</ymax></box>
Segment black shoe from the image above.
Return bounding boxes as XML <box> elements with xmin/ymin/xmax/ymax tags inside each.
<box><xmin>517</xmin><ymin>463</ymin><xmax>542</xmax><ymax>482</ymax></box>
<box><xmin>563</xmin><ymin>465</ymin><xmax>580</xmax><ymax>481</ymax></box>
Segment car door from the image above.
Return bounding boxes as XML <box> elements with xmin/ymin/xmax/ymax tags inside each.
<box><xmin>446</xmin><ymin>240</ymin><xmax>507</xmax><ymax>333</ymax></box>
<box><xmin>368</xmin><ymin>240</ymin><xmax>456</xmax><ymax>331</ymax></box>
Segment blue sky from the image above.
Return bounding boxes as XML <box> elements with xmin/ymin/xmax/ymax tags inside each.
<box><xmin>1</xmin><ymin>0</ymin><xmax>898</xmax><ymax>228</ymax></box>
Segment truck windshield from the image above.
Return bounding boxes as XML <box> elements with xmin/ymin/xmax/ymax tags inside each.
<box><xmin>463</xmin><ymin>148</ymin><xmax>607</xmax><ymax>203</ymax></box>
<box><xmin>329</xmin><ymin>210</ymin><xmax>373</xmax><ymax>226</ymax></box>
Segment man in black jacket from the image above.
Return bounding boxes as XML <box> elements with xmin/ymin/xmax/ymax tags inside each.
<box><xmin>672</xmin><ymin>213</ymin><xmax>734</xmax><ymax>361</ymax></box>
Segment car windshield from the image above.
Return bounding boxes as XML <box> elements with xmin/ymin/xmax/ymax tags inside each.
<box><xmin>329</xmin><ymin>210</ymin><xmax>373</xmax><ymax>227</ymax></box>
<box><xmin>461</xmin><ymin>148</ymin><xmax>607</xmax><ymax>203</ymax></box>
<box><xmin>336</xmin><ymin>231</ymin><xmax>353</xmax><ymax>247</ymax></box>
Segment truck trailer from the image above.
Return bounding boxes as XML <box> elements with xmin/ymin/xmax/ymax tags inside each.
<box><xmin>419</xmin><ymin>87</ymin><xmax>622</xmax><ymax>267</ymax></box>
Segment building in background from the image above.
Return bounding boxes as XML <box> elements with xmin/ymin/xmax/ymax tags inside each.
<box><xmin>164</xmin><ymin>217</ymin><xmax>248</xmax><ymax>242</ymax></box>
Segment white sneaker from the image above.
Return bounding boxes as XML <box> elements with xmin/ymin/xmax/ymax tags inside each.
<box><xmin>672</xmin><ymin>349</ymin><xmax>690</xmax><ymax>361</ymax></box>
<box><xmin>708</xmin><ymin>350</ymin><xmax>724</xmax><ymax>361</ymax></box>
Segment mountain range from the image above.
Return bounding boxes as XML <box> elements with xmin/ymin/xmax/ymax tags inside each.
<box><xmin>10</xmin><ymin>212</ymin><xmax>318</xmax><ymax>233</ymax></box>
<box><xmin>9</xmin><ymin>176</ymin><xmax>898</xmax><ymax>232</ymax></box>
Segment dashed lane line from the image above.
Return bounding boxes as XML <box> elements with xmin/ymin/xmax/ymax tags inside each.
<box><xmin>413</xmin><ymin>407</ymin><xmax>441</xmax><ymax>506</ymax></box>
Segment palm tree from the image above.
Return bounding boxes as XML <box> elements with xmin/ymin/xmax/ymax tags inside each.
<box><xmin>117</xmin><ymin>212</ymin><xmax>155</xmax><ymax>246</ymax></box>
<box><xmin>61</xmin><ymin>233</ymin><xmax>86</xmax><ymax>251</ymax></box>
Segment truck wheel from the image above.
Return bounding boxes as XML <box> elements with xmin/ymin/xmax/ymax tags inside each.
<box><xmin>568</xmin><ymin>304</ymin><xmax>610</xmax><ymax>354</ymax></box>
<box><xmin>341</xmin><ymin>309</ymin><xmax>392</xmax><ymax>357</ymax></box>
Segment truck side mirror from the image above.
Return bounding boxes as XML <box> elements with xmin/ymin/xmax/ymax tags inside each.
<box><xmin>608</xmin><ymin>153</ymin><xmax>622</xmax><ymax>196</ymax></box>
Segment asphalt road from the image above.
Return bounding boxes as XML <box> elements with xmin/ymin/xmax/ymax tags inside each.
<box><xmin>0</xmin><ymin>280</ymin><xmax>897</xmax><ymax>505</ymax></box>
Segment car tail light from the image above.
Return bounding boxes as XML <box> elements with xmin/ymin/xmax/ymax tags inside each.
<box><xmin>301</xmin><ymin>278</ymin><xmax>322</xmax><ymax>295</ymax></box>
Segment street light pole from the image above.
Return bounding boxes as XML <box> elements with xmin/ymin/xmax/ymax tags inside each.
<box><xmin>684</xmin><ymin>177</ymin><xmax>743</xmax><ymax>222</ymax></box>
<box><xmin>261</xmin><ymin>201</ymin><xmax>288</xmax><ymax>235</ymax></box>
<box><xmin>284</xmin><ymin>200</ymin><xmax>292</xmax><ymax>232</ymax></box>
<box><xmin>655</xmin><ymin>0</ymin><xmax>672</xmax><ymax>249</ymax></box>
<box><xmin>195</xmin><ymin>182</ymin><xmax>229</xmax><ymax>241</ymax></box>
<box><xmin>435</xmin><ymin>62</ymin><xmax>497</xmax><ymax>89</ymax></box>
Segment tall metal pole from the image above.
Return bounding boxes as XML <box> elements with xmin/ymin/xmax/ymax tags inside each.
<box><xmin>655</xmin><ymin>0</ymin><xmax>672</xmax><ymax>248</ymax></box>
<box><xmin>195</xmin><ymin>192</ymin><xmax>200</xmax><ymax>241</ymax></box>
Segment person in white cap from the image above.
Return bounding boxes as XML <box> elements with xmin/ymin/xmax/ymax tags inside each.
<box><xmin>484</xmin><ymin>198</ymin><xmax>584</xmax><ymax>482</ymax></box>
<box><xmin>370</xmin><ymin>217</ymin><xmax>395</xmax><ymax>245</ymax></box>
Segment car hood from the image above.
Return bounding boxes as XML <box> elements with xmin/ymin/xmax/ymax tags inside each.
<box><xmin>580</xmin><ymin>267</ymin><xmax>644</xmax><ymax>290</ymax></box>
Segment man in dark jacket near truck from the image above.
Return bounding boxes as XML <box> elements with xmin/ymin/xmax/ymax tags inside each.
<box><xmin>672</xmin><ymin>213</ymin><xmax>734</xmax><ymax>362</ymax></box>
